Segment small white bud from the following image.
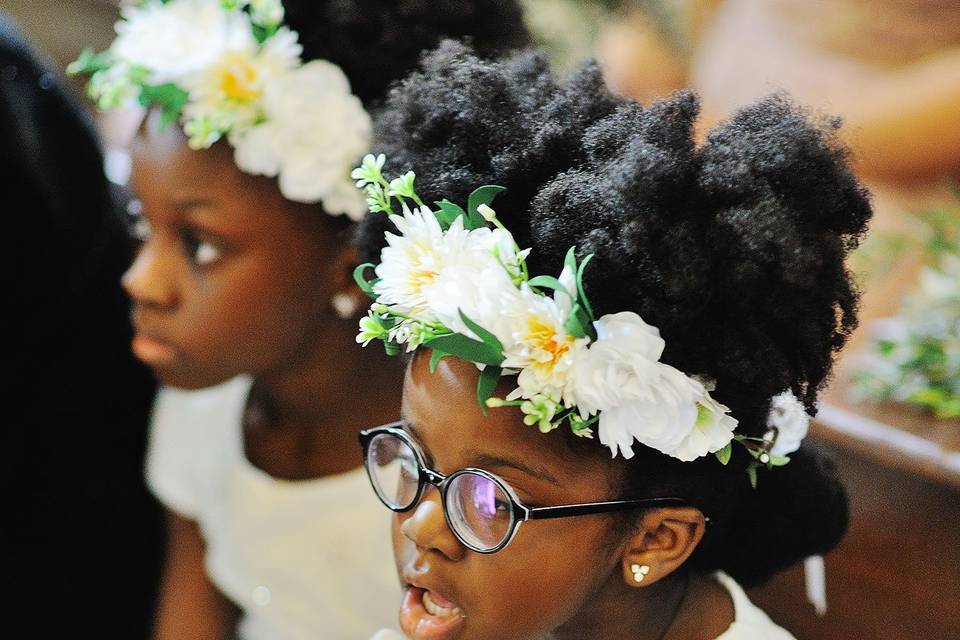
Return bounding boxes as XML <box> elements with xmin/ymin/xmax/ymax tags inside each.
<box><xmin>477</xmin><ymin>203</ymin><xmax>497</xmax><ymax>222</ymax></box>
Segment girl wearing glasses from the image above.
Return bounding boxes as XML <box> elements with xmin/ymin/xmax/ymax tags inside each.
<box><xmin>354</xmin><ymin>41</ymin><xmax>871</xmax><ymax>640</ymax></box>
<box><xmin>70</xmin><ymin>3</ymin><xmax>527</xmax><ymax>639</ymax></box>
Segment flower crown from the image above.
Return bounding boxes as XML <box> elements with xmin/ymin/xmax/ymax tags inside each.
<box><xmin>353</xmin><ymin>155</ymin><xmax>811</xmax><ymax>476</ymax></box>
<box><xmin>68</xmin><ymin>0</ymin><xmax>370</xmax><ymax>218</ymax></box>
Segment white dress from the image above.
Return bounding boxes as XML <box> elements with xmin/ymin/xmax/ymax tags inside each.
<box><xmin>147</xmin><ymin>376</ymin><xmax>401</xmax><ymax>640</ymax></box>
<box><xmin>368</xmin><ymin>572</ymin><xmax>796</xmax><ymax>639</ymax></box>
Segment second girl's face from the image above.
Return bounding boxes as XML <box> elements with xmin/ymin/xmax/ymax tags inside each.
<box><xmin>123</xmin><ymin>121</ymin><xmax>345</xmax><ymax>389</ymax></box>
<box><xmin>394</xmin><ymin>351</ymin><xmax>630</xmax><ymax>640</ymax></box>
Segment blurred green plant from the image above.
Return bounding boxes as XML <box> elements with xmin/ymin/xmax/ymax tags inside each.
<box><xmin>851</xmin><ymin>195</ymin><xmax>960</xmax><ymax>420</ymax></box>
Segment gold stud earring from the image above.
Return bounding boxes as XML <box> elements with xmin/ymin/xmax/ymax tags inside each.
<box><xmin>630</xmin><ymin>563</ymin><xmax>651</xmax><ymax>583</ymax></box>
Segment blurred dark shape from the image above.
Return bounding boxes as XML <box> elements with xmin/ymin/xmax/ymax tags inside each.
<box><xmin>1</xmin><ymin>12</ymin><xmax>162</xmax><ymax>638</ymax></box>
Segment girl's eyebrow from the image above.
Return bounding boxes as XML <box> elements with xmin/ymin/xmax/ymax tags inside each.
<box><xmin>466</xmin><ymin>452</ymin><xmax>559</xmax><ymax>485</ymax></box>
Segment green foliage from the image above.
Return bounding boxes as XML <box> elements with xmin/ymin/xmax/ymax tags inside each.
<box><xmin>467</xmin><ymin>185</ymin><xmax>507</xmax><ymax>229</ymax></box>
<box><xmin>851</xmin><ymin>198</ymin><xmax>960</xmax><ymax>420</ymax></box>
<box><xmin>353</xmin><ymin>263</ymin><xmax>379</xmax><ymax>298</ymax></box>
<box><xmin>139</xmin><ymin>83</ymin><xmax>190</xmax><ymax>128</ymax></box>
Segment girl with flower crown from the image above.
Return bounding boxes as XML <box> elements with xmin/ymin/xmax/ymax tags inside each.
<box><xmin>70</xmin><ymin>2</ymin><xmax>527</xmax><ymax>639</ymax></box>
<box><xmin>353</xmin><ymin>42</ymin><xmax>872</xmax><ymax>640</ymax></box>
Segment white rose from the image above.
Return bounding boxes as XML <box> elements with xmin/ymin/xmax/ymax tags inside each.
<box><xmin>231</xmin><ymin>60</ymin><xmax>371</xmax><ymax>214</ymax></box>
<box><xmin>573</xmin><ymin>312</ymin><xmax>736</xmax><ymax>460</ymax></box>
<box><xmin>767</xmin><ymin>391</ymin><xmax>809</xmax><ymax>456</ymax></box>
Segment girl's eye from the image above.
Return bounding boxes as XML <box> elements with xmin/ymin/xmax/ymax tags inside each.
<box><xmin>181</xmin><ymin>229</ymin><xmax>223</xmax><ymax>266</ymax></box>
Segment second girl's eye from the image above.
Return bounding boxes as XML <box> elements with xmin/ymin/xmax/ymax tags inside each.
<box><xmin>180</xmin><ymin>229</ymin><xmax>223</xmax><ymax>266</ymax></box>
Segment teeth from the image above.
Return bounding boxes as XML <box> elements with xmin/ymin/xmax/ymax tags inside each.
<box><xmin>422</xmin><ymin>591</ymin><xmax>458</xmax><ymax>617</ymax></box>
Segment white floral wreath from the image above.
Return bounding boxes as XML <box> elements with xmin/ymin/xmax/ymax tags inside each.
<box><xmin>68</xmin><ymin>0</ymin><xmax>371</xmax><ymax>218</ymax></box>
<box><xmin>352</xmin><ymin>155</ymin><xmax>812</xmax><ymax>472</ymax></box>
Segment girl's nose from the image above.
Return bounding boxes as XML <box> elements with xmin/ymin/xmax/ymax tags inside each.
<box><xmin>399</xmin><ymin>488</ymin><xmax>466</xmax><ymax>562</ymax></box>
<box><xmin>122</xmin><ymin>241</ymin><xmax>178</xmax><ymax>309</ymax></box>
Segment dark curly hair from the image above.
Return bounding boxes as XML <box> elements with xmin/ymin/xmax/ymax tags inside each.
<box><xmin>283</xmin><ymin>0</ymin><xmax>529</xmax><ymax>106</ymax></box>
<box><xmin>356</xmin><ymin>41</ymin><xmax>872</xmax><ymax>587</ymax></box>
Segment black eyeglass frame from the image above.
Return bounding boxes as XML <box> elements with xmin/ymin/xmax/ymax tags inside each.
<box><xmin>359</xmin><ymin>422</ymin><xmax>690</xmax><ymax>554</ymax></box>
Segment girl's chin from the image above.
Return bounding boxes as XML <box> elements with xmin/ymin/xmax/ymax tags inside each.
<box><xmin>399</xmin><ymin>587</ymin><xmax>467</xmax><ymax>640</ymax></box>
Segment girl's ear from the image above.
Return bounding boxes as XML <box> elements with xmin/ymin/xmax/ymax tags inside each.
<box><xmin>619</xmin><ymin>507</ymin><xmax>707</xmax><ymax>587</ymax></box>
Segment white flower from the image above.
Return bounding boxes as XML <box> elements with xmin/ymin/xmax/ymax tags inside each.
<box><xmin>766</xmin><ymin>391</ymin><xmax>809</xmax><ymax>456</ymax></box>
<box><xmin>501</xmin><ymin>281</ymin><xmax>586</xmax><ymax>404</ymax></box>
<box><xmin>373</xmin><ymin>206</ymin><xmax>468</xmax><ymax>319</ymax></box>
<box><xmin>572</xmin><ymin>312</ymin><xmax>737</xmax><ymax>460</ymax></box>
<box><xmin>671</xmin><ymin>392</ymin><xmax>739</xmax><ymax>462</ymax></box>
<box><xmin>111</xmin><ymin>0</ymin><xmax>248</xmax><ymax>85</ymax></box>
<box><xmin>183</xmin><ymin>25</ymin><xmax>302</xmax><ymax>146</ymax></box>
<box><xmin>248</xmin><ymin>0</ymin><xmax>284</xmax><ymax>26</ymax></box>
<box><xmin>230</xmin><ymin>60</ymin><xmax>371</xmax><ymax>213</ymax></box>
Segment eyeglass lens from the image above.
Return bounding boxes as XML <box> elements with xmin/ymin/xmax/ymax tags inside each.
<box><xmin>366</xmin><ymin>432</ymin><xmax>514</xmax><ymax>550</ymax></box>
<box><xmin>446</xmin><ymin>471</ymin><xmax>513</xmax><ymax>550</ymax></box>
<box><xmin>367</xmin><ymin>432</ymin><xmax>420</xmax><ymax>509</ymax></box>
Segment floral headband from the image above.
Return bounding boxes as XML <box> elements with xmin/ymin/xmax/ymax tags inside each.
<box><xmin>353</xmin><ymin>156</ymin><xmax>810</xmax><ymax>479</ymax></box>
<box><xmin>68</xmin><ymin>0</ymin><xmax>371</xmax><ymax>218</ymax></box>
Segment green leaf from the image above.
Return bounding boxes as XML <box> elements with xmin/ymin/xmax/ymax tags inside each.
<box><xmin>563</xmin><ymin>246</ymin><xmax>578</xmax><ymax>274</ymax></box>
<box><xmin>138</xmin><ymin>83</ymin><xmax>189</xmax><ymax>128</ymax></box>
<box><xmin>527</xmin><ymin>275</ymin><xmax>567</xmax><ymax>294</ymax></box>
<box><xmin>747</xmin><ymin>464</ymin><xmax>758</xmax><ymax>489</ymax></box>
<box><xmin>384</xmin><ymin>341</ymin><xmax>402</xmax><ymax>356</ymax></box>
<box><xmin>467</xmin><ymin>185</ymin><xmax>506</xmax><ymax>228</ymax></box>
<box><xmin>67</xmin><ymin>49</ymin><xmax>111</xmax><ymax>76</ymax></box>
<box><xmin>429</xmin><ymin>348</ymin><xmax>448</xmax><ymax>374</ymax></box>
<box><xmin>353</xmin><ymin>263</ymin><xmax>379</xmax><ymax>298</ymax></box>
<box><xmin>576</xmin><ymin>253</ymin><xmax>596</xmax><ymax>321</ymax></box>
<box><xmin>435</xmin><ymin>200</ymin><xmax>467</xmax><ymax>229</ymax></box>
<box><xmin>459</xmin><ymin>310</ymin><xmax>504</xmax><ymax>357</ymax></box>
<box><xmin>424</xmin><ymin>333</ymin><xmax>504</xmax><ymax>367</ymax></box>
<box><xmin>476</xmin><ymin>366</ymin><xmax>502</xmax><ymax>415</ymax></box>
<box><xmin>769</xmin><ymin>455</ymin><xmax>791</xmax><ymax>467</ymax></box>
<box><xmin>564</xmin><ymin>303</ymin><xmax>588</xmax><ymax>339</ymax></box>
<box><xmin>715</xmin><ymin>442</ymin><xmax>733</xmax><ymax>465</ymax></box>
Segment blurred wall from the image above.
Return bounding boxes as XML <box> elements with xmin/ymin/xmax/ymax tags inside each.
<box><xmin>0</xmin><ymin>0</ymin><xmax>117</xmax><ymax>73</ymax></box>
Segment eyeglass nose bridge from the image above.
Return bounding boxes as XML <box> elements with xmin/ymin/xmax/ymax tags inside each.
<box><xmin>421</xmin><ymin>467</ymin><xmax>447</xmax><ymax>490</ymax></box>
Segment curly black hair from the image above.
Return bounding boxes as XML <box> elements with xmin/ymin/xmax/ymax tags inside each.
<box><xmin>283</xmin><ymin>0</ymin><xmax>529</xmax><ymax>106</ymax></box>
<box><xmin>356</xmin><ymin>41</ymin><xmax>872</xmax><ymax>587</ymax></box>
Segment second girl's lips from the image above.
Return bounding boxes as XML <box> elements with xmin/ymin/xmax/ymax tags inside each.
<box><xmin>400</xmin><ymin>586</ymin><xmax>466</xmax><ymax>640</ymax></box>
<box><xmin>131</xmin><ymin>333</ymin><xmax>185</xmax><ymax>367</ymax></box>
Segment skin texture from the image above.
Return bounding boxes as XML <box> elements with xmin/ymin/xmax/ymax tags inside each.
<box><xmin>124</xmin><ymin>116</ymin><xmax>403</xmax><ymax>638</ymax></box>
<box><xmin>393</xmin><ymin>352</ymin><xmax>733</xmax><ymax>640</ymax></box>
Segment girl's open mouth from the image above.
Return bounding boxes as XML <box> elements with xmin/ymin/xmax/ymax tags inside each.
<box><xmin>400</xmin><ymin>586</ymin><xmax>466</xmax><ymax>640</ymax></box>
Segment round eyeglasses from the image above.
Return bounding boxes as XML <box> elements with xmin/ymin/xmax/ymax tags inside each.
<box><xmin>359</xmin><ymin>422</ymin><xmax>689</xmax><ymax>554</ymax></box>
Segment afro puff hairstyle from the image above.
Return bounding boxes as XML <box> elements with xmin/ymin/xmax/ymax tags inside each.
<box><xmin>356</xmin><ymin>41</ymin><xmax>873</xmax><ymax>587</ymax></box>
<box><xmin>282</xmin><ymin>0</ymin><xmax>529</xmax><ymax>106</ymax></box>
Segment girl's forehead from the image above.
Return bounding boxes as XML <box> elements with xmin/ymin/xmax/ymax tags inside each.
<box><xmin>402</xmin><ymin>352</ymin><xmax>617</xmax><ymax>490</ymax></box>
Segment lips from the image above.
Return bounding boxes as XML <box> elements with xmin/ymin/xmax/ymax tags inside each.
<box><xmin>400</xmin><ymin>586</ymin><xmax>466</xmax><ymax>640</ymax></box>
<box><xmin>131</xmin><ymin>333</ymin><xmax>184</xmax><ymax>367</ymax></box>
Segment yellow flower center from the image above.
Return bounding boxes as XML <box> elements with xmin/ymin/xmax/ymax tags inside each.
<box><xmin>216</xmin><ymin>52</ymin><xmax>261</xmax><ymax>103</ymax></box>
<box><xmin>524</xmin><ymin>316</ymin><xmax>573</xmax><ymax>368</ymax></box>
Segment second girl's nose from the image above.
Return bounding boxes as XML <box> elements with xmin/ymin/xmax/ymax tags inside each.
<box><xmin>399</xmin><ymin>489</ymin><xmax>466</xmax><ymax>562</ymax></box>
<box><xmin>122</xmin><ymin>241</ymin><xmax>178</xmax><ymax>310</ymax></box>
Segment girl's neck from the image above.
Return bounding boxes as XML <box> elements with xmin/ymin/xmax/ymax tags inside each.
<box><xmin>549</xmin><ymin>573</ymin><xmax>733</xmax><ymax>640</ymax></box>
<box><xmin>249</xmin><ymin>316</ymin><xmax>398</xmax><ymax>424</ymax></box>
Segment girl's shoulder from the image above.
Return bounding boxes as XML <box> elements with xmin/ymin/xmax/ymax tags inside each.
<box><xmin>714</xmin><ymin>573</ymin><xmax>798</xmax><ymax>640</ymax></box>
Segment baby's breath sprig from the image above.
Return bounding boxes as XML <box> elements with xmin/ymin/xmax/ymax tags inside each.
<box><xmin>351</xmin><ymin>154</ymin><xmax>426</xmax><ymax>215</ymax></box>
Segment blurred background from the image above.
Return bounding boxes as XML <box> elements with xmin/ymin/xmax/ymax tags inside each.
<box><xmin>3</xmin><ymin>1</ymin><xmax>957</xmax><ymax>638</ymax></box>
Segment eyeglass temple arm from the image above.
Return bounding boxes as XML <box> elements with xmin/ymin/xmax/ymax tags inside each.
<box><xmin>522</xmin><ymin>497</ymin><xmax>688</xmax><ymax>521</ymax></box>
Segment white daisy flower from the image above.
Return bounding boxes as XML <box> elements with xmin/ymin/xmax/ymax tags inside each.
<box><xmin>112</xmin><ymin>0</ymin><xmax>247</xmax><ymax>85</ymax></box>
